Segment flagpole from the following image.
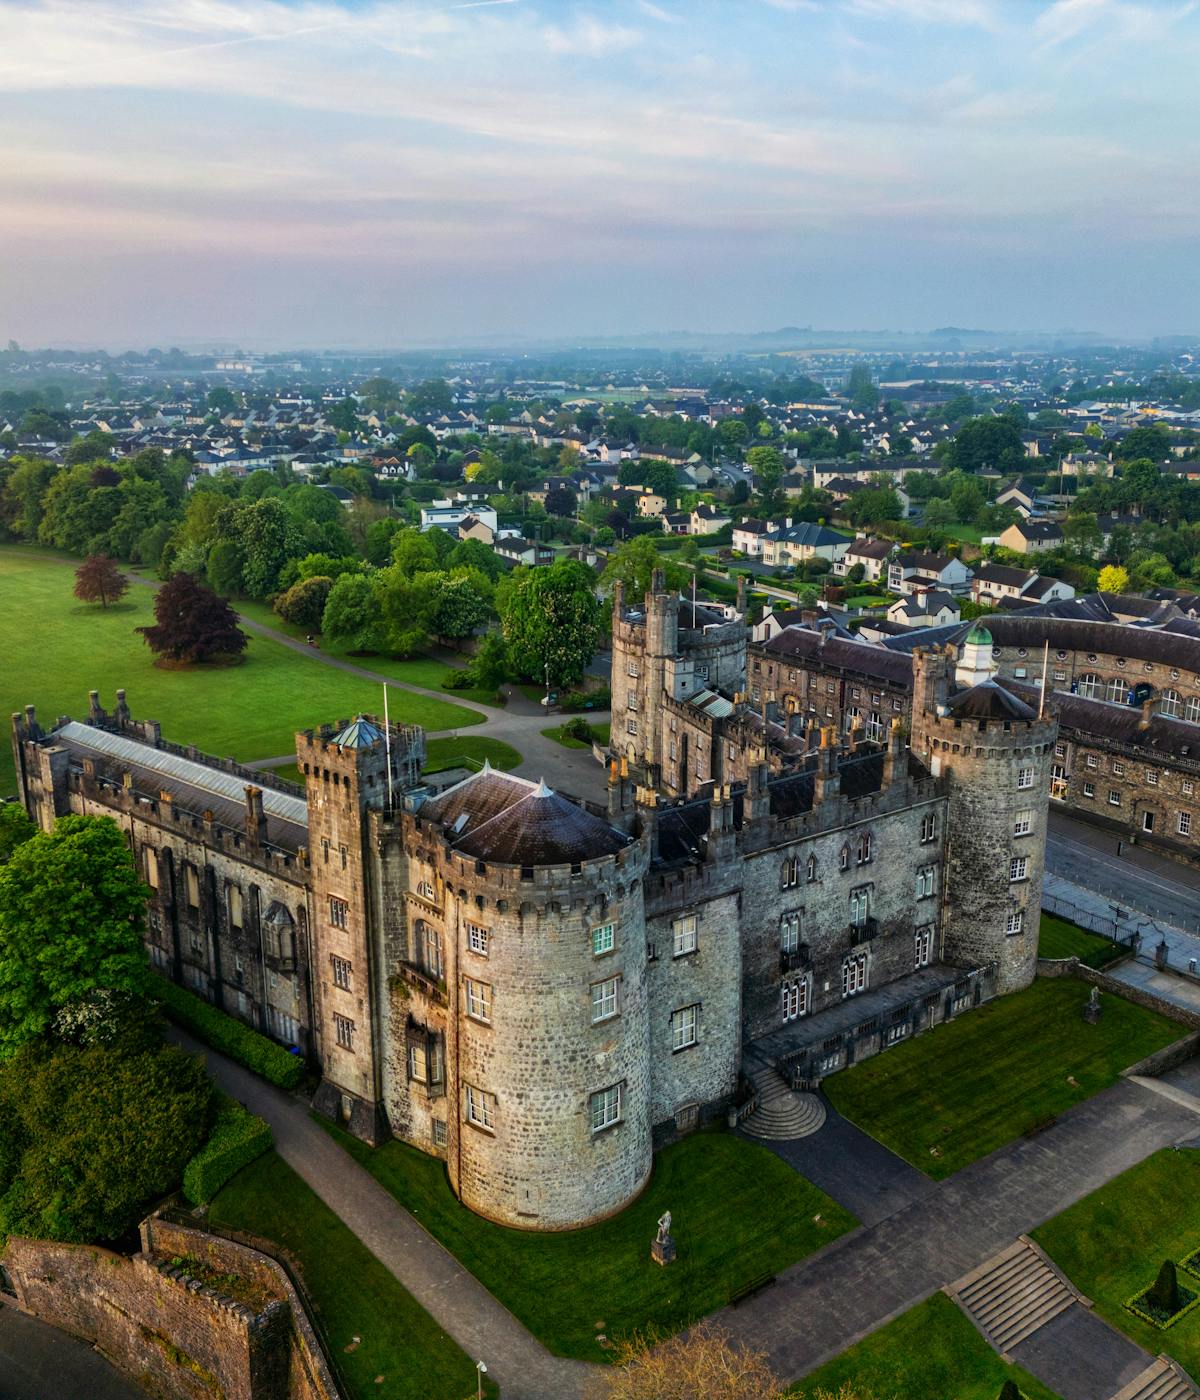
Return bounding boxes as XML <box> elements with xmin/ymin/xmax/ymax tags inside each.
<box><xmin>383</xmin><ymin>684</ymin><xmax>394</xmax><ymax>811</ymax></box>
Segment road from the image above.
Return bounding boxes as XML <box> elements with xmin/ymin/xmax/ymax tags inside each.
<box><xmin>0</xmin><ymin>1304</ymin><xmax>142</xmax><ymax>1400</ymax></box>
<box><xmin>1045</xmin><ymin>808</ymin><xmax>1200</xmax><ymax>931</ymax></box>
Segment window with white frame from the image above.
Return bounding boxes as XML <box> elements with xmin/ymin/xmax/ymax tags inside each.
<box><xmin>849</xmin><ymin>886</ymin><xmax>870</xmax><ymax>927</ymax></box>
<box><xmin>1184</xmin><ymin>779</ymin><xmax>1195</xmax><ymax>796</ymax></box>
<box><xmin>1188</xmin><ymin>697</ymin><xmax>1200</xmax><ymax>724</ymax></box>
<box><xmin>465</xmin><ymin>1084</ymin><xmax>495</xmax><ymax>1131</ymax></box>
<box><xmin>1009</xmin><ymin>856</ymin><xmax>1028</xmax><ymax>882</ymax></box>
<box><xmin>407</xmin><ymin>1039</ymin><xmax>427</xmax><ymax>1082</ymax></box>
<box><xmin>1113</xmin><ymin>760</ymin><xmax>1125</xmax><ymax>776</ymax></box>
<box><xmin>1162</xmin><ymin>689</ymin><xmax>1182</xmax><ymax>718</ymax></box>
<box><xmin>839</xmin><ymin>844</ymin><xmax>850</xmax><ymax>871</ymax></box>
<box><xmin>1180</xmin><ymin>812</ymin><xmax>1193</xmax><ymax>837</ymax></box>
<box><xmin>334</xmin><ymin>1013</ymin><xmax>355</xmax><ymax>1049</ymax></box>
<box><xmin>331</xmin><ymin>955</ymin><xmax>352</xmax><ymax>990</ymax></box>
<box><xmin>590</xmin><ymin>1083</ymin><xmax>622</xmax><ymax>1132</ymax></box>
<box><xmin>329</xmin><ymin>896</ymin><xmax>348</xmax><ymax>928</ymax></box>
<box><xmin>779</xmin><ymin>911</ymin><xmax>801</xmax><ymax>953</ymax></box>
<box><xmin>1013</xmin><ymin>810</ymin><xmax>1033</xmax><ymax>837</ymax></box>
<box><xmin>916</xmin><ymin>866</ymin><xmax>936</xmax><ymax>899</ymax></box>
<box><xmin>781</xmin><ymin>978</ymin><xmax>807</xmax><ymax>1022</ymax></box>
<box><xmin>1083</xmin><ymin>782</ymin><xmax>1095</xmax><ymax>798</ymax></box>
<box><xmin>1085</xmin><ymin>754</ymin><xmax>1098</xmax><ymax>769</ymax></box>
<box><xmin>920</xmin><ymin>812</ymin><xmax>936</xmax><ymax>844</ymax></box>
<box><xmin>591</xmin><ymin>976</ymin><xmax>619</xmax><ymax>1023</ymax></box>
<box><xmin>626</xmin><ymin>718</ymin><xmax>638</xmax><ymax>735</ymax></box>
<box><xmin>591</xmin><ymin>922</ymin><xmax>615</xmax><ymax>956</ymax></box>
<box><xmin>1078</xmin><ymin>672</ymin><xmax>1102</xmax><ymax>699</ymax></box>
<box><xmin>1017</xmin><ymin>767</ymin><xmax>1034</xmax><ymax>789</ymax></box>
<box><xmin>914</xmin><ymin>926</ymin><xmax>933</xmax><ymax>968</ymax></box>
<box><xmin>421</xmin><ymin>922</ymin><xmax>443</xmax><ymax>978</ymax></box>
<box><xmin>417</xmin><ymin>879</ymin><xmax>436</xmax><ymax>901</ymax></box>
<box><xmin>842</xmin><ymin>953</ymin><xmax>868</xmax><ymax>997</ymax></box>
<box><xmin>806</xmin><ymin>853</ymin><xmax>818</xmax><ymax>883</ymax></box>
<box><xmin>1109</xmin><ymin>789</ymin><xmax>1121</xmax><ymax>806</ymax></box>
<box><xmin>1054</xmin><ymin>742</ymin><xmax>1066</xmax><ymax>758</ymax></box>
<box><xmin>857</xmin><ymin>833</ymin><xmax>873</xmax><ymax>865</ymax></box>
<box><xmin>781</xmin><ymin>856</ymin><xmax>800</xmax><ymax>889</ymax></box>
<box><xmin>1006</xmin><ymin>908</ymin><xmax>1025</xmax><ymax>936</ymax></box>
<box><xmin>1106</xmin><ymin>677</ymin><xmax>1128</xmax><ymax>705</ymax></box>
<box><xmin>466</xmin><ymin>922</ymin><xmax>490</xmax><ymax>956</ymax></box>
<box><xmin>672</xmin><ymin>914</ymin><xmax>698</xmax><ymax>957</ymax></box>
<box><xmin>1146</xmin><ymin>769</ymin><xmax>1159</xmax><ymax>786</ymax></box>
<box><xmin>465</xmin><ymin>978</ymin><xmax>492</xmax><ymax>1023</ymax></box>
<box><xmin>671</xmin><ymin>1004</ymin><xmax>699</xmax><ymax>1051</ymax></box>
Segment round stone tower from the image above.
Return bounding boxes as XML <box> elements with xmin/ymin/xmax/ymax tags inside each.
<box><xmin>416</xmin><ymin>770</ymin><xmax>652</xmax><ymax>1230</ymax></box>
<box><xmin>909</xmin><ymin>631</ymin><xmax>1058</xmax><ymax>993</ymax></box>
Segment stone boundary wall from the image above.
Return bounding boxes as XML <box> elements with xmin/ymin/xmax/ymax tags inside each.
<box><xmin>1</xmin><ymin>1216</ymin><xmax>340</xmax><ymax>1400</ymax></box>
<box><xmin>1038</xmin><ymin>955</ymin><xmax>1200</xmax><ymax>1041</ymax></box>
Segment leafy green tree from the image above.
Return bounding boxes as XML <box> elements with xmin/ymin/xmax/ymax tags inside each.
<box><xmin>428</xmin><ymin>572</ymin><xmax>492</xmax><ymax>639</ymax></box>
<box><xmin>1117</xmin><ymin>424</ymin><xmax>1171</xmax><ymax>461</ymax></box>
<box><xmin>746</xmin><ymin>446</ymin><xmax>785</xmax><ymax>516</ymax></box>
<box><xmin>944</xmin><ymin>417</ymin><xmax>1024</xmax><ymax>475</ymax></box>
<box><xmin>845</xmin><ymin>363</ymin><xmax>878</xmax><ymax>414</ymax></box>
<box><xmin>922</xmin><ymin>498</ymin><xmax>954</xmax><ymax>527</ymax></box>
<box><xmin>405</xmin><ymin>378</ymin><xmax>454</xmax><ymax>416</ymax></box>
<box><xmin>205</xmin><ymin>538</ymin><xmax>245</xmax><ymax>595</ymax></box>
<box><xmin>0</xmin><ymin>815</ymin><xmax>150</xmax><ymax>1057</ymax></box>
<box><xmin>2</xmin><ymin>457</ymin><xmax>59</xmax><ymax>539</ymax></box>
<box><xmin>64</xmin><ymin>430</ymin><xmax>117</xmax><ymax>466</ymax></box>
<box><xmin>390</xmin><ymin>526</ymin><xmax>440</xmax><ymax>576</ymax></box>
<box><xmin>599</xmin><ymin>536</ymin><xmax>691</xmax><ymax>602</ymax></box>
<box><xmin>0</xmin><ymin>1037</ymin><xmax>211</xmax><ymax>1243</ymax></box>
<box><xmin>274</xmin><ymin>575</ymin><xmax>333</xmax><ymax>630</ymax></box>
<box><xmin>206</xmin><ymin>386</ymin><xmax>237</xmax><ymax>414</ymax></box>
<box><xmin>447</xmin><ymin>537</ymin><xmax>503</xmax><ymax>580</ymax></box>
<box><xmin>326</xmin><ymin>397</ymin><xmax>362</xmax><ymax>435</ymax></box>
<box><xmin>718</xmin><ymin>418</ymin><xmax>749</xmax><ymax>449</ymax></box>
<box><xmin>1148</xmin><ymin>1259</ymin><xmax>1182</xmax><ymax>1316</ymax></box>
<box><xmin>845</xmin><ymin>487</ymin><xmax>902</xmax><ymax>527</ymax></box>
<box><xmin>0</xmin><ymin>805</ymin><xmax>35</xmax><ymax>863</ymax></box>
<box><xmin>466</xmin><ymin>632</ymin><xmax>509</xmax><ymax>689</ymax></box>
<box><xmin>499</xmin><ymin>559</ymin><xmax>602</xmax><ymax>687</ymax></box>
<box><xmin>377</xmin><ymin>567</ymin><xmax>439</xmax><ymax>656</ymax></box>
<box><xmin>224</xmin><ymin>498</ymin><xmax>300</xmax><ymax>597</ymax></box>
<box><xmin>321</xmin><ymin>572</ymin><xmax>386</xmax><ymax>652</ymax></box>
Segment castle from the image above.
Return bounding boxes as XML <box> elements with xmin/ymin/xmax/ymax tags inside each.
<box><xmin>11</xmin><ymin>578</ymin><xmax>1057</xmax><ymax>1231</ymax></box>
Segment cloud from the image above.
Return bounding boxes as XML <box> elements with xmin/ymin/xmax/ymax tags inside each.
<box><xmin>542</xmin><ymin>15</ymin><xmax>642</xmax><ymax>55</ymax></box>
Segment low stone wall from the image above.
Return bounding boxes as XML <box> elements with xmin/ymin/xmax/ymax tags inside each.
<box><xmin>1</xmin><ymin>1216</ymin><xmax>340</xmax><ymax>1400</ymax></box>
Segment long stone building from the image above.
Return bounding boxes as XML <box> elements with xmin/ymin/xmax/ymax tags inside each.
<box><xmin>11</xmin><ymin>581</ymin><xmax>1056</xmax><ymax>1231</ymax></box>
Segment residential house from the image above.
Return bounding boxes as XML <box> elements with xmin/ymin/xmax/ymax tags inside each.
<box><xmin>833</xmin><ymin>536</ymin><xmax>894</xmax><ymax>584</ymax></box>
<box><xmin>998</xmin><ymin>520</ymin><xmax>1064</xmax><ymax>554</ymax></box>
<box><xmin>420</xmin><ymin>501</ymin><xmax>499</xmax><ymax>535</ymax></box>
<box><xmin>972</xmin><ymin>561</ymin><xmax>1074</xmax><ymax>606</ymax></box>
<box><xmin>495</xmin><ymin>537</ymin><xmax>555</xmax><ymax>567</ymax></box>
<box><xmin>886</xmin><ymin>550</ymin><xmax>972</xmax><ymax>597</ymax></box>
<box><xmin>732</xmin><ymin>519</ymin><xmax>771</xmax><ymax>558</ymax></box>
<box><xmin>689</xmin><ymin>504</ymin><xmax>730</xmax><ymax>536</ymax></box>
<box><xmin>760</xmin><ymin>522</ymin><xmax>850</xmax><ymax>569</ymax></box>
<box><xmin>886</xmin><ymin>590</ymin><xmax>961</xmax><ymax>629</ymax></box>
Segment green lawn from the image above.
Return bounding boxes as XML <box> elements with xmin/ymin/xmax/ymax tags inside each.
<box><xmin>423</xmin><ymin>736</ymin><xmax>521</xmax><ymax>773</ymax></box>
<box><xmin>321</xmin><ymin>1124</ymin><xmax>856</xmax><ymax>1360</ymax></box>
<box><xmin>541</xmin><ymin>722</ymin><xmax>610</xmax><ymax>750</ymax></box>
<box><xmin>209</xmin><ymin>1151</ymin><xmax>489</xmax><ymax>1400</ymax></box>
<box><xmin>823</xmin><ymin>978</ymin><xmax>1183</xmax><ymax>1179</ymax></box>
<box><xmin>233</xmin><ymin>598</ymin><xmax>501</xmax><ymax>707</ymax></box>
<box><xmin>940</xmin><ymin>523</ymin><xmax>985</xmax><ymax>545</ymax></box>
<box><xmin>0</xmin><ymin>548</ymin><xmax>483</xmax><ymax>796</ymax></box>
<box><xmin>793</xmin><ymin>1291</ymin><xmax>1060</xmax><ymax>1399</ymax></box>
<box><xmin>1033</xmin><ymin>1148</ymin><xmax>1200</xmax><ymax>1382</ymax></box>
<box><xmin>1039</xmin><ymin>913</ymin><xmax>1126</xmax><ymax>969</ymax></box>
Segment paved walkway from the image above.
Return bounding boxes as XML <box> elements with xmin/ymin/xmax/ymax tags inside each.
<box><xmin>0</xmin><ymin>1304</ymin><xmax>144</xmax><ymax>1400</ymax></box>
<box><xmin>174</xmin><ymin>1031</ymin><xmax>591</xmax><ymax>1400</ymax></box>
<box><xmin>1009</xmin><ymin>1304</ymin><xmax>1149</xmax><ymax>1400</ymax></box>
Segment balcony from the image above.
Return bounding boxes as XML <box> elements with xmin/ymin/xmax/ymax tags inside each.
<box><xmin>395</xmin><ymin>962</ymin><xmax>447</xmax><ymax>1005</ymax></box>
<box><xmin>848</xmin><ymin>917</ymin><xmax>879</xmax><ymax>945</ymax></box>
<box><xmin>780</xmin><ymin>945</ymin><xmax>810</xmax><ymax>974</ymax></box>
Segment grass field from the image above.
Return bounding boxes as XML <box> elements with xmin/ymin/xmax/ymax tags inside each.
<box><xmin>423</xmin><ymin>736</ymin><xmax>521</xmax><ymax>773</ymax></box>
<box><xmin>0</xmin><ymin>548</ymin><xmax>482</xmax><ymax>796</ymax></box>
<box><xmin>1039</xmin><ymin>912</ymin><xmax>1126</xmax><ymax>969</ymax></box>
<box><xmin>823</xmin><ymin>978</ymin><xmax>1182</xmax><ymax>1179</ymax></box>
<box><xmin>793</xmin><ymin>1291</ymin><xmax>1060</xmax><ymax>1398</ymax></box>
<box><xmin>321</xmin><ymin>1123</ymin><xmax>856</xmax><ymax>1360</ymax></box>
<box><xmin>209</xmin><ymin>1152</ymin><xmax>490</xmax><ymax>1400</ymax></box>
<box><xmin>541</xmin><ymin>722</ymin><xmax>610</xmax><ymax>750</ymax></box>
<box><xmin>1033</xmin><ymin>1148</ymin><xmax>1200</xmax><ymax>1382</ymax></box>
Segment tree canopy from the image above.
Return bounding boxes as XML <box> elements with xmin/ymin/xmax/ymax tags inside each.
<box><xmin>138</xmin><ymin>572</ymin><xmax>248</xmax><ymax>663</ymax></box>
<box><xmin>73</xmin><ymin>553</ymin><xmax>128</xmax><ymax>608</ymax></box>
<box><xmin>498</xmin><ymin>559</ymin><xmax>602</xmax><ymax>687</ymax></box>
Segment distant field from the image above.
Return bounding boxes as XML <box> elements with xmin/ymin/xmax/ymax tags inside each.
<box><xmin>0</xmin><ymin>548</ymin><xmax>482</xmax><ymax>797</ymax></box>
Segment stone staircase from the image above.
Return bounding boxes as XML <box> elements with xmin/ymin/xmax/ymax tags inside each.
<box><xmin>1111</xmin><ymin>1357</ymin><xmax>1200</xmax><ymax>1400</ymax></box>
<box><xmin>949</xmin><ymin>1239</ymin><xmax>1079</xmax><ymax>1355</ymax></box>
<box><xmin>739</xmin><ymin>1066</ymin><xmax>826</xmax><ymax>1141</ymax></box>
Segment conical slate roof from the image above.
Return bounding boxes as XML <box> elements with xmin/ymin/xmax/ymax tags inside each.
<box><xmin>333</xmin><ymin>715</ymin><xmax>384</xmax><ymax>748</ymax></box>
<box><xmin>946</xmin><ymin>678</ymin><xmax>1036</xmax><ymax>721</ymax></box>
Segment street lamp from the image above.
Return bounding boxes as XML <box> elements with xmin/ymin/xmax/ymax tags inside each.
<box><xmin>476</xmin><ymin>1360</ymin><xmax>488</xmax><ymax>1400</ymax></box>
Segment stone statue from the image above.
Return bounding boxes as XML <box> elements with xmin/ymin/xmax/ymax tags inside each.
<box><xmin>651</xmin><ymin>1210</ymin><xmax>676</xmax><ymax>1266</ymax></box>
<box><xmin>1083</xmin><ymin>985</ymin><xmax>1102</xmax><ymax>1024</ymax></box>
<box><xmin>656</xmin><ymin>1210</ymin><xmax>672</xmax><ymax>1244</ymax></box>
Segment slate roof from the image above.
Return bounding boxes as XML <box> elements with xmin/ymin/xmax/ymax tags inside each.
<box><xmin>1000</xmin><ymin>681</ymin><xmax>1200</xmax><ymax>759</ymax></box>
<box><xmin>761</xmin><ymin>627</ymin><xmax>916</xmax><ymax>686</ymax></box>
<box><xmin>946</xmin><ymin>679</ymin><xmax>1037</xmax><ymax>722</ymax></box>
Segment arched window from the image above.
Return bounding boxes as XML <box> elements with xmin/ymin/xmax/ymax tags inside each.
<box><xmin>839</xmin><ymin>844</ymin><xmax>850</xmax><ymax>872</ymax></box>
<box><xmin>1187</xmin><ymin>697</ymin><xmax>1200</xmax><ymax>725</ymax></box>
<box><xmin>806</xmin><ymin>853</ymin><xmax>818</xmax><ymax>883</ymax></box>
<box><xmin>1078</xmin><ymin>672</ymin><xmax>1102</xmax><ymax>699</ymax></box>
<box><xmin>1162</xmin><ymin>689</ymin><xmax>1182</xmax><ymax>718</ymax></box>
<box><xmin>857</xmin><ymin>833</ymin><xmax>873</xmax><ymax>865</ymax></box>
<box><xmin>781</xmin><ymin>856</ymin><xmax>799</xmax><ymax>889</ymax></box>
<box><xmin>1106</xmin><ymin>677</ymin><xmax>1128</xmax><ymax>705</ymax></box>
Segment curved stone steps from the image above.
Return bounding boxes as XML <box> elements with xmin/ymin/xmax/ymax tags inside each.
<box><xmin>740</xmin><ymin>1067</ymin><xmax>827</xmax><ymax>1141</ymax></box>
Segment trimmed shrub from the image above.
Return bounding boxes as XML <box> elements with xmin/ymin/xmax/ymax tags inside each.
<box><xmin>1149</xmin><ymin>1259</ymin><xmax>1181</xmax><ymax>1315</ymax></box>
<box><xmin>154</xmin><ymin>974</ymin><xmax>306</xmax><ymax>1090</ymax></box>
<box><xmin>998</xmin><ymin>1383</ymin><xmax>1021</xmax><ymax>1400</ymax></box>
<box><xmin>183</xmin><ymin>1096</ymin><xmax>273</xmax><ymax>1204</ymax></box>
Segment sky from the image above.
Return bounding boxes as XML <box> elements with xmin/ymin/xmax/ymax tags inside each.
<box><xmin>1</xmin><ymin>0</ymin><xmax>1198</xmax><ymax>349</ymax></box>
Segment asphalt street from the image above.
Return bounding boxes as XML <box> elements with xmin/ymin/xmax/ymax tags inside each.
<box><xmin>0</xmin><ymin>1304</ymin><xmax>141</xmax><ymax>1400</ymax></box>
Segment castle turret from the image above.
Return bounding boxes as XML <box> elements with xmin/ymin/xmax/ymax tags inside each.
<box><xmin>910</xmin><ymin>643</ymin><xmax>1057</xmax><ymax>993</ymax></box>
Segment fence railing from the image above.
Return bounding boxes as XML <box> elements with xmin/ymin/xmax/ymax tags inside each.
<box><xmin>1042</xmin><ymin>890</ymin><xmax>1200</xmax><ymax>981</ymax></box>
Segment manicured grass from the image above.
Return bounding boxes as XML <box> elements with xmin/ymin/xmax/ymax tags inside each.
<box><xmin>940</xmin><ymin>523</ymin><xmax>985</xmax><ymax>545</ymax></box>
<box><xmin>321</xmin><ymin>1124</ymin><xmax>856</xmax><ymax>1360</ymax></box>
<box><xmin>423</xmin><ymin>736</ymin><xmax>521</xmax><ymax>773</ymax></box>
<box><xmin>793</xmin><ymin>1291</ymin><xmax>1061</xmax><ymax>1399</ymax></box>
<box><xmin>541</xmin><ymin>722</ymin><xmax>610</xmax><ymax>749</ymax></box>
<box><xmin>1033</xmin><ymin>1148</ymin><xmax>1200</xmax><ymax>1382</ymax></box>
<box><xmin>234</xmin><ymin>598</ymin><xmax>500</xmax><ymax>707</ymax></box>
<box><xmin>823</xmin><ymin>978</ymin><xmax>1183</xmax><ymax>1179</ymax></box>
<box><xmin>0</xmin><ymin>548</ymin><xmax>482</xmax><ymax>795</ymax></box>
<box><xmin>1039</xmin><ymin>912</ymin><xmax>1125</xmax><ymax>969</ymax></box>
<box><xmin>210</xmin><ymin>1151</ymin><xmax>489</xmax><ymax>1400</ymax></box>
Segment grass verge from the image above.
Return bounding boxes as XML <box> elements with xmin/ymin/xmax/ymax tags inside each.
<box><xmin>1039</xmin><ymin>912</ymin><xmax>1125</xmax><ymax>968</ymax></box>
<box><xmin>541</xmin><ymin>722</ymin><xmax>610</xmax><ymax>750</ymax></box>
<box><xmin>823</xmin><ymin>977</ymin><xmax>1182</xmax><ymax>1179</ymax></box>
<box><xmin>210</xmin><ymin>1152</ymin><xmax>490</xmax><ymax>1400</ymax></box>
<box><xmin>423</xmin><ymin>736</ymin><xmax>522</xmax><ymax>773</ymax></box>
<box><xmin>320</xmin><ymin>1123</ymin><xmax>856</xmax><ymax>1360</ymax></box>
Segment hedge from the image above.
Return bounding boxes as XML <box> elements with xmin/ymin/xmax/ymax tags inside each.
<box><xmin>183</xmin><ymin>1096</ymin><xmax>274</xmax><ymax>1205</ymax></box>
<box><xmin>154</xmin><ymin>973</ymin><xmax>306</xmax><ymax>1090</ymax></box>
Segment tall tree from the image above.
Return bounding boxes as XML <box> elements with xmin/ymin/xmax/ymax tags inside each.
<box><xmin>0</xmin><ymin>805</ymin><xmax>35</xmax><ymax>864</ymax></box>
<box><xmin>73</xmin><ymin>554</ymin><xmax>128</xmax><ymax>608</ymax></box>
<box><xmin>321</xmin><ymin>572</ymin><xmax>387</xmax><ymax>653</ymax></box>
<box><xmin>498</xmin><ymin>559</ymin><xmax>602</xmax><ymax>687</ymax></box>
<box><xmin>0</xmin><ymin>814</ymin><xmax>150</xmax><ymax>1057</ymax></box>
<box><xmin>137</xmin><ymin>572</ymin><xmax>247</xmax><ymax>663</ymax></box>
<box><xmin>599</xmin><ymin>536</ymin><xmax>691</xmax><ymax>602</ymax></box>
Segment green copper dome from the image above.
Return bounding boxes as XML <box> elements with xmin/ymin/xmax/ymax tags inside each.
<box><xmin>965</xmin><ymin>623</ymin><xmax>993</xmax><ymax>646</ymax></box>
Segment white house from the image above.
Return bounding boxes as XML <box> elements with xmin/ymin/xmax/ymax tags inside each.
<box><xmin>886</xmin><ymin>550</ymin><xmax>972</xmax><ymax>597</ymax></box>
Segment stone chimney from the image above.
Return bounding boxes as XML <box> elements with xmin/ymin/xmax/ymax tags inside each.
<box><xmin>634</xmin><ymin>784</ymin><xmax>660</xmax><ymax>860</ymax></box>
<box><xmin>88</xmin><ymin>689</ymin><xmax>105</xmax><ymax>725</ymax></box>
<box><xmin>744</xmin><ymin>756</ymin><xmax>772</xmax><ymax>823</ymax></box>
<box><xmin>882</xmin><ymin>717</ymin><xmax>906</xmax><ymax>788</ymax></box>
<box><xmin>814</xmin><ymin>725</ymin><xmax>842</xmax><ymax>805</ymax></box>
<box><xmin>114</xmin><ymin>688</ymin><xmax>131</xmax><ymax>726</ymax></box>
<box><xmin>736</xmin><ymin>574</ymin><xmax>747</xmax><ymax>615</ymax></box>
<box><xmin>245</xmin><ymin>786</ymin><xmax>268</xmax><ymax>847</ymax></box>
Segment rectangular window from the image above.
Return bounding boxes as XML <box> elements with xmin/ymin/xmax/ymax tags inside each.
<box><xmin>781</xmin><ymin>856</ymin><xmax>800</xmax><ymax>889</ymax></box>
<box><xmin>626</xmin><ymin>694</ymin><xmax>638</xmax><ymax>711</ymax></box>
<box><xmin>228</xmin><ymin>883</ymin><xmax>243</xmax><ymax>928</ymax></box>
<box><xmin>1108</xmin><ymin>789</ymin><xmax>1121</xmax><ymax>806</ymax></box>
<box><xmin>186</xmin><ymin>867</ymin><xmax>200</xmax><ymax>909</ymax></box>
<box><xmin>842</xmin><ymin>953</ymin><xmax>868</xmax><ymax>998</ymax></box>
<box><xmin>1013</xmin><ymin>811</ymin><xmax>1032</xmax><ymax>837</ymax></box>
<box><xmin>779</xmin><ymin>912</ymin><xmax>801</xmax><ymax>953</ymax></box>
<box><xmin>672</xmin><ymin>1004</ymin><xmax>699</xmax><ymax>1051</ymax></box>
<box><xmin>1085</xmin><ymin>754</ymin><xmax>1098</xmax><ymax>769</ymax></box>
<box><xmin>590</xmin><ymin>1084</ymin><xmax>622</xmax><ymax>1133</ymax></box>
<box><xmin>920</xmin><ymin>812</ymin><xmax>936</xmax><ymax>844</ymax></box>
<box><xmin>850</xmin><ymin>887</ymin><xmax>870</xmax><ymax>927</ymax></box>
<box><xmin>1006</xmin><ymin>909</ymin><xmax>1025</xmax><ymax>935</ymax></box>
<box><xmin>145</xmin><ymin>848</ymin><xmax>159</xmax><ymax>889</ymax></box>
<box><xmin>857</xmin><ymin>833</ymin><xmax>873</xmax><ymax>864</ymax></box>
<box><xmin>465</xmin><ymin>978</ymin><xmax>492</xmax><ymax>1023</ymax></box>
<box><xmin>1009</xmin><ymin>856</ymin><xmax>1028</xmax><ymax>882</ymax></box>
<box><xmin>330</xmin><ymin>897</ymin><xmax>348</xmax><ymax>929</ymax></box>
<box><xmin>592</xmin><ymin>922</ymin><xmax>615</xmax><ymax>956</ymax></box>
<box><xmin>915</xmin><ymin>927</ymin><xmax>933</xmax><ymax>968</ymax></box>
<box><xmin>331</xmin><ymin>955</ymin><xmax>352</xmax><ymax>990</ymax></box>
<box><xmin>916</xmin><ymin>866</ymin><xmax>936</xmax><ymax>899</ymax></box>
<box><xmin>417</xmin><ymin>879</ymin><xmax>436</xmax><ymax>901</ymax></box>
<box><xmin>672</xmin><ymin>914</ymin><xmax>698</xmax><ymax>957</ymax></box>
<box><xmin>432</xmin><ymin>1119</ymin><xmax>448</xmax><ymax>1147</ymax></box>
<box><xmin>407</xmin><ymin>1039</ymin><xmax>427</xmax><ymax>1082</ymax></box>
<box><xmin>466</xmin><ymin>922</ymin><xmax>490</xmax><ymax>956</ymax></box>
<box><xmin>626</xmin><ymin>719</ymin><xmax>638</xmax><ymax>736</ymax></box>
<box><xmin>1180</xmin><ymin>812</ymin><xmax>1193</xmax><ymax>837</ymax></box>
<box><xmin>1017</xmin><ymin>767</ymin><xmax>1034</xmax><ymax>790</ymax></box>
<box><xmin>334</xmin><ymin>1013</ymin><xmax>355</xmax><ymax>1049</ymax></box>
<box><xmin>781</xmin><ymin>977</ymin><xmax>808</xmax><ymax>1022</ymax></box>
<box><xmin>1113</xmin><ymin>761</ymin><xmax>1125</xmax><ymax>776</ymax></box>
<box><xmin>1146</xmin><ymin>769</ymin><xmax>1159</xmax><ymax>786</ymax></box>
<box><xmin>465</xmin><ymin>1084</ymin><xmax>495</xmax><ymax>1131</ymax></box>
<box><xmin>627</xmin><ymin>663</ymin><xmax>639</xmax><ymax>677</ymax></box>
<box><xmin>1083</xmin><ymin>782</ymin><xmax>1095</xmax><ymax>798</ymax></box>
<box><xmin>1054</xmin><ymin>742</ymin><xmax>1066</xmax><ymax>757</ymax></box>
<box><xmin>591</xmin><ymin>976</ymin><xmax>619</xmax><ymax>1023</ymax></box>
<box><xmin>1054</xmin><ymin>669</ymin><xmax>1068</xmax><ymax>682</ymax></box>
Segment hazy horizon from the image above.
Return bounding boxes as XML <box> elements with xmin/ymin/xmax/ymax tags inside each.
<box><xmin>3</xmin><ymin>0</ymin><xmax>1199</xmax><ymax>348</ymax></box>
